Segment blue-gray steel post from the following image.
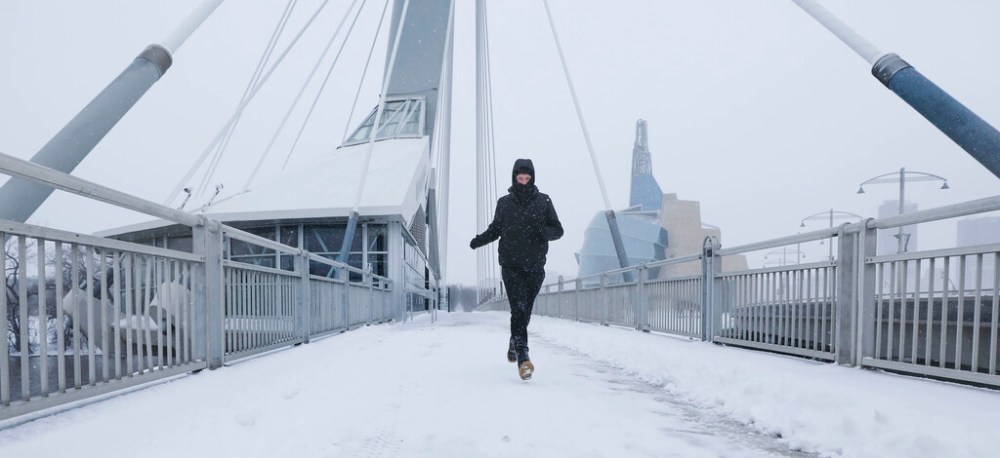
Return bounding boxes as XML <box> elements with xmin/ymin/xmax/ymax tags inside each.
<box><xmin>835</xmin><ymin>225</ymin><xmax>858</xmax><ymax>365</ymax></box>
<box><xmin>336</xmin><ymin>211</ymin><xmax>359</xmax><ymax>268</ymax></box>
<box><xmin>858</xmin><ymin>222</ymin><xmax>878</xmax><ymax>364</ymax></box>
<box><xmin>296</xmin><ymin>252</ymin><xmax>311</xmax><ymax>341</ymax></box>
<box><xmin>871</xmin><ymin>54</ymin><xmax>1000</xmax><ymax>179</ymax></box>
<box><xmin>605</xmin><ymin>210</ymin><xmax>634</xmax><ymax>283</ymax></box>
<box><xmin>701</xmin><ymin>237</ymin><xmax>721</xmax><ymax>341</ymax></box>
<box><xmin>0</xmin><ymin>45</ymin><xmax>173</xmax><ymax>222</ymax></box>
<box><xmin>791</xmin><ymin>0</ymin><xmax>1000</xmax><ymax>179</ymax></box>
<box><xmin>193</xmin><ymin>218</ymin><xmax>225</xmax><ymax>369</ymax></box>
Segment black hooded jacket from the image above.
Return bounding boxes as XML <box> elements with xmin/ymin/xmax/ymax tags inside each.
<box><xmin>470</xmin><ymin>159</ymin><xmax>564</xmax><ymax>270</ymax></box>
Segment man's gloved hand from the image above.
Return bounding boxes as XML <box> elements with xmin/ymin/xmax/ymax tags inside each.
<box><xmin>470</xmin><ymin>236</ymin><xmax>481</xmax><ymax>249</ymax></box>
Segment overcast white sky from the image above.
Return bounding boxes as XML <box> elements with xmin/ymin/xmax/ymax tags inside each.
<box><xmin>2</xmin><ymin>1</ymin><xmax>999</xmax><ymax>285</ymax></box>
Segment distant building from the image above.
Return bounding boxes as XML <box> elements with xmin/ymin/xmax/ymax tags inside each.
<box><xmin>576</xmin><ymin>120</ymin><xmax>745</xmax><ymax>284</ymax></box>
<box><xmin>657</xmin><ymin>194</ymin><xmax>747</xmax><ymax>279</ymax></box>
<box><xmin>577</xmin><ymin>120</ymin><xmax>667</xmax><ymax>283</ymax></box>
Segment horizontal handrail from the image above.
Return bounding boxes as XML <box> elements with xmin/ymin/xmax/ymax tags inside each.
<box><xmin>866</xmin><ymin>242</ymin><xmax>1000</xmax><ymax>264</ymax></box>
<box><xmin>306</xmin><ymin>252</ymin><xmax>391</xmax><ymax>284</ymax></box>
<box><xmin>567</xmin><ymin>253</ymin><xmax>704</xmax><ymax>287</ymax></box>
<box><xmin>867</xmin><ymin>195</ymin><xmax>1000</xmax><ymax>230</ymax></box>
<box><xmin>717</xmin><ymin>260</ymin><xmax>837</xmax><ymax>277</ymax></box>
<box><xmin>719</xmin><ymin>226</ymin><xmax>842</xmax><ymax>256</ymax></box>
<box><xmin>0</xmin><ymin>150</ymin><xmax>202</xmax><ymax>227</ymax></box>
<box><xmin>222</xmin><ymin>259</ymin><xmax>301</xmax><ymax>276</ymax></box>
<box><xmin>645</xmin><ymin>253</ymin><xmax>702</xmax><ymax>269</ymax></box>
<box><xmin>0</xmin><ymin>218</ymin><xmax>204</xmax><ymax>262</ymax></box>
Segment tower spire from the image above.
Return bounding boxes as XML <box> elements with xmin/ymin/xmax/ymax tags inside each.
<box><xmin>629</xmin><ymin>119</ymin><xmax>663</xmax><ymax>211</ymax></box>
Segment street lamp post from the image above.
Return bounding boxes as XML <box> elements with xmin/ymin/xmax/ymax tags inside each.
<box><xmin>800</xmin><ymin>209</ymin><xmax>864</xmax><ymax>261</ymax></box>
<box><xmin>857</xmin><ymin>167</ymin><xmax>949</xmax><ymax>253</ymax></box>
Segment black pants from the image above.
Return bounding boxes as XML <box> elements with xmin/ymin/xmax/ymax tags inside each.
<box><xmin>501</xmin><ymin>267</ymin><xmax>545</xmax><ymax>353</ymax></box>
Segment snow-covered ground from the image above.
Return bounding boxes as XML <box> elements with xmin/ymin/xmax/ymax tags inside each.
<box><xmin>0</xmin><ymin>311</ymin><xmax>997</xmax><ymax>457</ymax></box>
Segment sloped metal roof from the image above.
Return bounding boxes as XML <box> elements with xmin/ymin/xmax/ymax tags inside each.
<box><xmin>97</xmin><ymin>137</ymin><xmax>429</xmax><ymax>237</ymax></box>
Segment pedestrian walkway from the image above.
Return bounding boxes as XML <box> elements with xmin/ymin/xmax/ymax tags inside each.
<box><xmin>0</xmin><ymin>313</ymin><xmax>809</xmax><ymax>458</ymax></box>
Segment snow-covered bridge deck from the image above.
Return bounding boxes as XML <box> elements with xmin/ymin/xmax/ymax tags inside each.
<box><xmin>1</xmin><ymin>312</ymin><xmax>998</xmax><ymax>457</ymax></box>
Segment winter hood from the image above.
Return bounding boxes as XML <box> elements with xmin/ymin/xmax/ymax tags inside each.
<box><xmin>511</xmin><ymin>158</ymin><xmax>535</xmax><ymax>187</ymax></box>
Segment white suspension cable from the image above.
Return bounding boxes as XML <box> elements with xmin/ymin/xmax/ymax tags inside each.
<box><xmin>351</xmin><ymin>0</ymin><xmax>411</xmax><ymax>213</ymax></box>
<box><xmin>279</xmin><ymin>0</ymin><xmax>368</xmax><ymax>171</ymax></box>
<box><xmin>160</xmin><ymin>0</ymin><xmax>226</xmax><ymax>54</ymax></box>
<box><xmin>197</xmin><ymin>0</ymin><xmax>298</xmax><ymax>196</ymax></box>
<box><xmin>342</xmin><ymin>0</ymin><xmax>391</xmax><ymax>144</ymax></box>
<box><xmin>428</xmin><ymin>0</ymin><xmax>456</xmax><ymax>280</ymax></box>
<box><xmin>541</xmin><ymin>0</ymin><xmax>613</xmax><ymax>211</ymax></box>
<box><xmin>242</xmin><ymin>0</ymin><xmax>365</xmax><ymax>192</ymax></box>
<box><xmin>790</xmin><ymin>0</ymin><xmax>884</xmax><ymax>64</ymax></box>
<box><xmin>166</xmin><ymin>0</ymin><xmax>296</xmax><ymax>204</ymax></box>
<box><xmin>483</xmin><ymin>0</ymin><xmax>499</xmax><ymax>290</ymax></box>
<box><xmin>166</xmin><ymin>0</ymin><xmax>333</xmax><ymax>206</ymax></box>
<box><xmin>475</xmin><ymin>0</ymin><xmax>502</xmax><ymax>301</ymax></box>
<box><xmin>475</xmin><ymin>0</ymin><xmax>487</xmax><ymax>301</ymax></box>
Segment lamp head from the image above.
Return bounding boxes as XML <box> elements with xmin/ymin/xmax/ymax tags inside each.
<box><xmin>941</xmin><ymin>182</ymin><xmax>950</xmax><ymax>190</ymax></box>
<box><xmin>857</xmin><ymin>186</ymin><xmax>865</xmax><ymax>194</ymax></box>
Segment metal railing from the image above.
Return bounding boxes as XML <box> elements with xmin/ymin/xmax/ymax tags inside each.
<box><xmin>0</xmin><ymin>151</ymin><xmax>399</xmax><ymax>425</ymax></box>
<box><xmin>484</xmin><ymin>254</ymin><xmax>705</xmax><ymax>339</ymax></box>
<box><xmin>482</xmin><ymin>195</ymin><xmax>1000</xmax><ymax>388</ymax></box>
<box><xmin>1</xmin><ymin>220</ymin><xmax>203</xmax><ymax>421</ymax></box>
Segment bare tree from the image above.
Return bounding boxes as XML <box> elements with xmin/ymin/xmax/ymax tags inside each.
<box><xmin>5</xmin><ymin>237</ymin><xmax>26</xmax><ymax>352</ymax></box>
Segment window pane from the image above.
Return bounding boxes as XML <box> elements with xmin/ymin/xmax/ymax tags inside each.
<box><xmin>304</xmin><ymin>225</ymin><xmax>345</xmax><ymax>254</ymax></box>
<box><xmin>230</xmin><ymin>238</ymin><xmax>277</xmax><ymax>257</ymax></box>
<box><xmin>280</xmin><ymin>226</ymin><xmax>298</xmax><ymax>247</ymax></box>
<box><xmin>309</xmin><ymin>259</ymin><xmax>337</xmax><ymax>278</ymax></box>
<box><xmin>167</xmin><ymin>236</ymin><xmax>192</xmax><ymax>252</ymax></box>
<box><xmin>280</xmin><ymin>255</ymin><xmax>295</xmax><ymax>272</ymax></box>
<box><xmin>399</xmin><ymin>102</ymin><xmax>421</xmax><ymax>135</ymax></box>
<box><xmin>346</xmin><ymin>110</ymin><xmax>377</xmax><ymax>144</ymax></box>
<box><xmin>367</xmin><ymin>225</ymin><xmax>387</xmax><ymax>252</ymax></box>
<box><xmin>344</xmin><ymin>99</ymin><xmax>423</xmax><ymax>144</ymax></box>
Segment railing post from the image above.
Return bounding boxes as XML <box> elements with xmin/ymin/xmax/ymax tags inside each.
<box><xmin>600</xmin><ymin>273</ymin><xmax>609</xmax><ymax>326</ymax></box>
<box><xmin>367</xmin><ymin>268</ymin><xmax>374</xmax><ymax>326</ymax></box>
<box><xmin>635</xmin><ymin>266</ymin><xmax>646</xmax><ymax>331</ymax></box>
<box><xmin>296</xmin><ymin>251</ymin><xmax>311</xmax><ymax>342</ymax></box>
<box><xmin>543</xmin><ymin>285</ymin><xmax>550</xmax><ymax>316</ymax></box>
<box><xmin>835</xmin><ymin>226</ymin><xmax>858</xmax><ymax>365</ymax></box>
<box><xmin>192</xmin><ymin>217</ymin><xmax>224</xmax><ymax>369</ymax></box>
<box><xmin>858</xmin><ymin>221</ymin><xmax>878</xmax><ymax>365</ymax></box>
<box><xmin>701</xmin><ymin>236</ymin><xmax>721</xmax><ymax>341</ymax></box>
<box><xmin>341</xmin><ymin>266</ymin><xmax>350</xmax><ymax>330</ymax></box>
<box><xmin>575</xmin><ymin>279</ymin><xmax>582</xmax><ymax>322</ymax></box>
<box><xmin>557</xmin><ymin>276</ymin><xmax>565</xmax><ymax>318</ymax></box>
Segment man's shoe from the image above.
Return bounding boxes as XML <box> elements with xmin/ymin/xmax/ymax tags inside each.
<box><xmin>517</xmin><ymin>351</ymin><xmax>533</xmax><ymax>380</ymax></box>
<box><xmin>518</xmin><ymin>360</ymin><xmax>534</xmax><ymax>380</ymax></box>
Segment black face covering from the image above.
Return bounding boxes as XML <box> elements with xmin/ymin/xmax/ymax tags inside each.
<box><xmin>509</xmin><ymin>158</ymin><xmax>537</xmax><ymax>201</ymax></box>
